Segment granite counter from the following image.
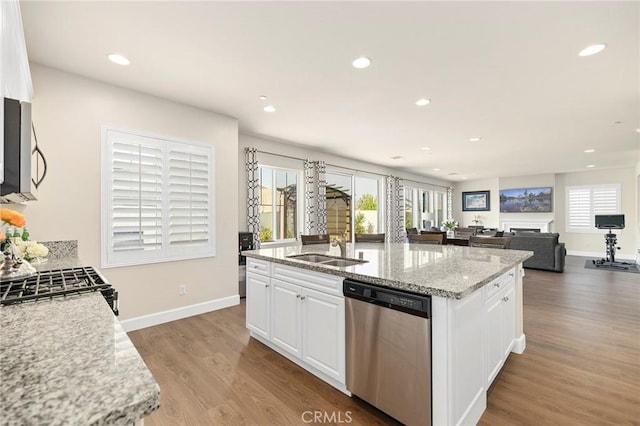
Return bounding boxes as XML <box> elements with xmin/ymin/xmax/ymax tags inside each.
<box><xmin>243</xmin><ymin>242</ymin><xmax>533</xmax><ymax>299</ymax></box>
<box><xmin>0</xmin><ymin>293</ymin><xmax>160</xmax><ymax>425</ymax></box>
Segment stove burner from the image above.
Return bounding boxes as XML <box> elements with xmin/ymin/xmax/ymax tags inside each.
<box><xmin>0</xmin><ymin>266</ymin><xmax>119</xmax><ymax>315</ymax></box>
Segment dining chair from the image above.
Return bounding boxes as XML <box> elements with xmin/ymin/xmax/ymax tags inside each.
<box><xmin>354</xmin><ymin>233</ymin><xmax>386</xmax><ymax>243</ymax></box>
<box><xmin>406</xmin><ymin>227</ymin><xmax>418</xmax><ymax>235</ymax></box>
<box><xmin>300</xmin><ymin>234</ymin><xmax>331</xmax><ymax>245</ymax></box>
<box><xmin>408</xmin><ymin>233</ymin><xmax>443</xmax><ymax>245</ymax></box>
<box><xmin>469</xmin><ymin>236</ymin><xmax>511</xmax><ymax>249</ymax></box>
<box><xmin>454</xmin><ymin>227</ymin><xmax>476</xmax><ymax>239</ymax></box>
<box><xmin>420</xmin><ymin>230</ymin><xmax>447</xmax><ymax>244</ymax></box>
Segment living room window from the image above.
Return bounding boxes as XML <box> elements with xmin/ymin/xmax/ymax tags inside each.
<box><xmin>101</xmin><ymin>127</ymin><xmax>215</xmax><ymax>267</ymax></box>
<box><xmin>566</xmin><ymin>184</ymin><xmax>621</xmax><ymax>233</ymax></box>
<box><xmin>258</xmin><ymin>165</ymin><xmax>299</xmax><ymax>243</ymax></box>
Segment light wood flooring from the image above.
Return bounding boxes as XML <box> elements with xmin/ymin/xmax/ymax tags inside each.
<box><xmin>128</xmin><ymin>256</ymin><xmax>640</xmax><ymax>425</ymax></box>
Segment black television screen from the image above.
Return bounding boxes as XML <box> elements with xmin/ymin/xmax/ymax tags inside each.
<box><xmin>595</xmin><ymin>214</ymin><xmax>625</xmax><ymax>229</ymax></box>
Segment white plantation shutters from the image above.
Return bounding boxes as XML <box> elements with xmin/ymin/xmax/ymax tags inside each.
<box><xmin>566</xmin><ymin>184</ymin><xmax>620</xmax><ymax>232</ymax></box>
<box><xmin>102</xmin><ymin>127</ymin><xmax>215</xmax><ymax>267</ymax></box>
<box><xmin>168</xmin><ymin>148</ymin><xmax>210</xmax><ymax>250</ymax></box>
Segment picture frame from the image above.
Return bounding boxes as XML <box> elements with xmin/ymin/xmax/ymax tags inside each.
<box><xmin>462</xmin><ymin>190</ymin><xmax>490</xmax><ymax>211</ymax></box>
<box><xmin>499</xmin><ymin>187</ymin><xmax>553</xmax><ymax>213</ymax></box>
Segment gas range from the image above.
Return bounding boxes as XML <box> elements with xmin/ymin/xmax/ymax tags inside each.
<box><xmin>0</xmin><ymin>266</ymin><xmax>119</xmax><ymax>315</ymax></box>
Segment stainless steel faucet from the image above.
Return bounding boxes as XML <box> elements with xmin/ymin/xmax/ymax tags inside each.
<box><xmin>332</xmin><ymin>233</ymin><xmax>347</xmax><ymax>258</ymax></box>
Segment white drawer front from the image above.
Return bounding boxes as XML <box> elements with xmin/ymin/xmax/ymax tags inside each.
<box><xmin>247</xmin><ymin>258</ymin><xmax>271</xmax><ymax>276</ymax></box>
<box><xmin>485</xmin><ymin>267</ymin><xmax>515</xmax><ymax>301</ymax></box>
<box><xmin>272</xmin><ymin>263</ymin><xmax>343</xmax><ymax>296</ymax></box>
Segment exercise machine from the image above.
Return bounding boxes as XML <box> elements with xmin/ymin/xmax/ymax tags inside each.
<box><xmin>592</xmin><ymin>214</ymin><xmax>630</xmax><ymax>269</ymax></box>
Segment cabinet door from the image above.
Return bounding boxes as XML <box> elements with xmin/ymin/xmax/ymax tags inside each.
<box><xmin>271</xmin><ymin>278</ymin><xmax>302</xmax><ymax>358</ymax></box>
<box><xmin>502</xmin><ymin>284</ymin><xmax>516</xmax><ymax>359</ymax></box>
<box><xmin>246</xmin><ymin>272</ymin><xmax>271</xmax><ymax>340</ymax></box>
<box><xmin>485</xmin><ymin>295</ymin><xmax>504</xmax><ymax>386</ymax></box>
<box><xmin>301</xmin><ymin>287</ymin><xmax>345</xmax><ymax>383</ymax></box>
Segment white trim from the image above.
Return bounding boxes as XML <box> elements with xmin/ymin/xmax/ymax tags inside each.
<box><xmin>512</xmin><ymin>334</ymin><xmax>526</xmax><ymax>354</ymax></box>
<box><xmin>120</xmin><ymin>295</ymin><xmax>239</xmax><ymax>332</ymax></box>
<box><xmin>567</xmin><ymin>250</ymin><xmax>636</xmax><ymax>261</ymax></box>
<box><xmin>500</xmin><ymin>219</ymin><xmax>553</xmax><ymax>232</ymax></box>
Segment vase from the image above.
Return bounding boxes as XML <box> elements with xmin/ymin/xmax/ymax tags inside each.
<box><xmin>447</xmin><ymin>229</ymin><xmax>455</xmax><ymax>238</ymax></box>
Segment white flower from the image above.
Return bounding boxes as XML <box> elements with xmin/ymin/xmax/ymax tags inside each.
<box><xmin>14</xmin><ymin>240</ymin><xmax>49</xmax><ymax>260</ymax></box>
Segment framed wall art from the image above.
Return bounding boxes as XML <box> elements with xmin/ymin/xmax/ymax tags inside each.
<box><xmin>462</xmin><ymin>190</ymin><xmax>490</xmax><ymax>211</ymax></box>
<box><xmin>499</xmin><ymin>187</ymin><xmax>553</xmax><ymax>213</ymax></box>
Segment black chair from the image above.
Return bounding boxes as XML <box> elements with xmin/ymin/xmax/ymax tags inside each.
<box><xmin>406</xmin><ymin>227</ymin><xmax>418</xmax><ymax>235</ymax></box>
<box><xmin>300</xmin><ymin>234</ymin><xmax>331</xmax><ymax>245</ymax></box>
<box><xmin>355</xmin><ymin>233</ymin><xmax>386</xmax><ymax>243</ymax></box>
<box><xmin>420</xmin><ymin>230</ymin><xmax>447</xmax><ymax>245</ymax></box>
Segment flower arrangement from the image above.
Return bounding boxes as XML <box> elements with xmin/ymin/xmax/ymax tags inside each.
<box><xmin>472</xmin><ymin>214</ymin><xmax>482</xmax><ymax>226</ymax></box>
<box><xmin>442</xmin><ymin>219</ymin><xmax>458</xmax><ymax>230</ymax></box>
<box><xmin>0</xmin><ymin>208</ymin><xmax>48</xmax><ymax>261</ymax></box>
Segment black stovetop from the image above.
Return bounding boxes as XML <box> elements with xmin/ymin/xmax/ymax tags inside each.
<box><xmin>0</xmin><ymin>266</ymin><xmax>119</xmax><ymax>315</ymax></box>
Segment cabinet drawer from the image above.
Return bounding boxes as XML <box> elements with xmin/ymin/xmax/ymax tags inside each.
<box><xmin>485</xmin><ymin>267</ymin><xmax>515</xmax><ymax>301</ymax></box>
<box><xmin>247</xmin><ymin>258</ymin><xmax>271</xmax><ymax>276</ymax></box>
<box><xmin>272</xmin><ymin>263</ymin><xmax>343</xmax><ymax>296</ymax></box>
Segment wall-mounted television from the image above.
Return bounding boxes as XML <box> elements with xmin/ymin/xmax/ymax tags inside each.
<box><xmin>595</xmin><ymin>214</ymin><xmax>625</xmax><ymax>229</ymax></box>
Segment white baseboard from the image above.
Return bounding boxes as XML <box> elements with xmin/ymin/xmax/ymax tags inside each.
<box><xmin>567</xmin><ymin>250</ymin><xmax>636</xmax><ymax>261</ymax></box>
<box><xmin>513</xmin><ymin>334</ymin><xmax>526</xmax><ymax>354</ymax></box>
<box><xmin>120</xmin><ymin>295</ymin><xmax>240</xmax><ymax>332</ymax></box>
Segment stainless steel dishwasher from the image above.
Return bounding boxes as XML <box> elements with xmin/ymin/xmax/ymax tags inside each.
<box><xmin>344</xmin><ymin>279</ymin><xmax>431</xmax><ymax>426</ymax></box>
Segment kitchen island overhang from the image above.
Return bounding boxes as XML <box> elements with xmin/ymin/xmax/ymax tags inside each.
<box><xmin>243</xmin><ymin>242</ymin><xmax>533</xmax><ymax>426</ymax></box>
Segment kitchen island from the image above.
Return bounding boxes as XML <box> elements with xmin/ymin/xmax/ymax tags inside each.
<box><xmin>243</xmin><ymin>242</ymin><xmax>532</xmax><ymax>426</ymax></box>
<box><xmin>0</xmin><ymin>292</ymin><xmax>160</xmax><ymax>425</ymax></box>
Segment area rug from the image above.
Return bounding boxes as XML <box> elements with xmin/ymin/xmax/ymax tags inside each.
<box><xmin>584</xmin><ymin>259</ymin><xmax>640</xmax><ymax>274</ymax></box>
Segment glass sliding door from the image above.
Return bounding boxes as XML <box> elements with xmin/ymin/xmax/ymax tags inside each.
<box><xmin>325</xmin><ymin>171</ymin><xmax>352</xmax><ymax>240</ymax></box>
<box><xmin>404</xmin><ymin>187</ymin><xmax>414</xmax><ymax>230</ymax></box>
<box><xmin>259</xmin><ymin>165</ymin><xmax>299</xmax><ymax>243</ymax></box>
<box><xmin>354</xmin><ymin>176</ymin><xmax>380</xmax><ymax>235</ymax></box>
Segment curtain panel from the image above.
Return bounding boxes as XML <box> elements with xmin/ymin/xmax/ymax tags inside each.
<box><xmin>245</xmin><ymin>147</ymin><xmax>261</xmax><ymax>249</ymax></box>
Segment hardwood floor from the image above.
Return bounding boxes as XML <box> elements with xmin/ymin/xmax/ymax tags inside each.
<box><xmin>128</xmin><ymin>256</ymin><xmax>640</xmax><ymax>425</ymax></box>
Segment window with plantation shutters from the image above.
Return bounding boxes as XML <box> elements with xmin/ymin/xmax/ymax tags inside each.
<box><xmin>565</xmin><ymin>184</ymin><xmax>620</xmax><ymax>233</ymax></box>
<box><xmin>101</xmin><ymin>127</ymin><xmax>215</xmax><ymax>267</ymax></box>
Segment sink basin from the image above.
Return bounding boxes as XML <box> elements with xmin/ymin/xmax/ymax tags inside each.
<box><xmin>286</xmin><ymin>253</ymin><xmax>368</xmax><ymax>267</ymax></box>
<box><xmin>286</xmin><ymin>254</ymin><xmax>335</xmax><ymax>263</ymax></box>
<box><xmin>320</xmin><ymin>258</ymin><xmax>367</xmax><ymax>267</ymax></box>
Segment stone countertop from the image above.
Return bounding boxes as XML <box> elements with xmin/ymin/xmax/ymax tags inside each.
<box><xmin>0</xmin><ymin>293</ymin><xmax>160</xmax><ymax>425</ymax></box>
<box><xmin>243</xmin><ymin>243</ymin><xmax>533</xmax><ymax>299</ymax></box>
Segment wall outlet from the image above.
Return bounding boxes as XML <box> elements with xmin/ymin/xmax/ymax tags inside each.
<box><xmin>179</xmin><ymin>285</ymin><xmax>187</xmax><ymax>295</ymax></box>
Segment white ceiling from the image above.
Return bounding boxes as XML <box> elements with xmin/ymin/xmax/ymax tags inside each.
<box><xmin>20</xmin><ymin>1</ymin><xmax>640</xmax><ymax>182</ymax></box>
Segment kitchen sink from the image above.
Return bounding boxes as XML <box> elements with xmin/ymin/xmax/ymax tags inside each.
<box><xmin>321</xmin><ymin>258</ymin><xmax>367</xmax><ymax>267</ymax></box>
<box><xmin>286</xmin><ymin>253</ymin><xmax>368</xmax><ymax>267</ymax></box>
<box><xmin>286</xmin><ymin>254</ymin><xmax>335</xmax><ymax>263</ymax></box>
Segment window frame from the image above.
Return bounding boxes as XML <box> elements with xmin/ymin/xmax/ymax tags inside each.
<box><xmin>258</xmin><ymin>164</ymin><xmax>302</xmax><ymax>244</ymax></box>
<box><xmin>101</xmin><ymin>126</ymin><xmax>215</xmax><ymax>268</ymax></box>
<box><xmin>565</xmin><ymin>183</ymin><xmax>621</xmax><ymax>233</ymax></box>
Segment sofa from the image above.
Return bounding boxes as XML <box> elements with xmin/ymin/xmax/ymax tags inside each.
<box><xmin>503</xmin><ymin>232</ymin><xmax>566</xmax><ymax>272</ymax></box>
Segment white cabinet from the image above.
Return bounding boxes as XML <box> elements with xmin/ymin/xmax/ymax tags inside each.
<box><xmin>246</xmin><ymin>260</ymin><xmax>346</xmax><ymax>391</ymax></box>
<box><xmin>246</xmin><ymin>272</ymin><xmax>271</xmax><ymax>340</ymax></box>
<box><xmin>246</xmin><ymin>258</ymin><xmax>272</xmax><ymax>340</ymax></box>
<box><xmin>484</xmin><ymin>268</ymin><xmax>516</xmax><ymax>386</ymax></box>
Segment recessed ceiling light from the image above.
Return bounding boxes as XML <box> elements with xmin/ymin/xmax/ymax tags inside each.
<box><xmin>462</xmin><ymin>177</ymin><xmax>468</xmax><ymax>179</ymax></box>
<box><xmin>586</xmin><ymin>164</ymin><xmax>596</xmax><ymax>168</ymax></box>
<box><xmin>259</xmin><ymin>95</ymin><xmax>267</xmax><ymax>101</ymax></box>
<box><xmin>421</xmin><ymin>146</ymin><xmax>431</xmax><ymax>151</ymax></box>
<box><xmin>433</xmin><ymin>168</ymin><xmax>440</xmax><ymax>171</ymax></box>
<box><xmin>390</xmin><ymin>155</ymin><xmax>404</xmax><ymax>160</ymax></box>
<box><xmin>469</xmin><ymin>137</ymin><xmax>481</xmax><ymax>142</ymax></box>
<box><xmin>579</xmin><ymin>44</ymin><xmax>607</xmax><ymax>57</ymax></box>
<box><xmin>263</xmin><ymin>105</ymin><xmax>276</xmax><ymax>112</ymax></box>
<box><xmin>584</xmin><ymin>149</ymin><xmax>595</xmax><ymax>153</ymax></box>
<box><xmin>107</xmin><ymin>53</ymin><xmax>130</xmax><ymax>66</ymax></box>
<box><xmin>636</xmin><ymin>128</ymin><xmax>640</xmax><ymax>133</ymax></box>
<box><xmin>415</xmin><ymin>98</ymin><xmax>431</xmax><ymax>106</ymax></box>
<box><xmin>352</xmin><ymin>57</ymin><xmax>371</xmax><ymax>69</ymax></box>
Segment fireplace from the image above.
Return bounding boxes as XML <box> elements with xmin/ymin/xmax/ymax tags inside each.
<box><xmin>500</xmin><ymin>220</ymin><xmax>553</xmax><ymax>233</ymax></box>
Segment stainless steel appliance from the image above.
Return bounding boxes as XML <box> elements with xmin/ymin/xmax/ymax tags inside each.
<box><xmin>238</xmin><ymin>232</ymin><xmax>253</xmax><ymax>298</ymax></box>
<box><xmin>344</xmin><ymin>279</ymin><xmax>431</xmax><ymax>426</ymax></box>
<box><xmin>0</xmin><ymin>266</ymin><xmax>119</xmax><ymax>315</ymax></box>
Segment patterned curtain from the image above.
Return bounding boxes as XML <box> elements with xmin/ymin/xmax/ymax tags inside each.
<box><xmin>447</xmin><ymin>186</ymin><xmax>453</xmax><ymax>220</ymax></box>
<box><xmin>385</xmin><ymin>176</ymin><xmax>394</xmax><ymax>242</ymax></box>
<box><xmin>316</xmin><ymin>161</ymin><xmax>327</xmax><ymax>234</ymax></box>
<box><xmin>304</xmin><ymin>159</ymin><xmax>315</xmax><ymax>234</ymax></box>
<box><xmin>393</xmin><ymin>177</ymin><xmax>405</xmax><ymax>242</ymax></box>
<box><xmin>245</xmin><ymin>148</ymin><xmax>261</xmax><ymax>249</ymax></box>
